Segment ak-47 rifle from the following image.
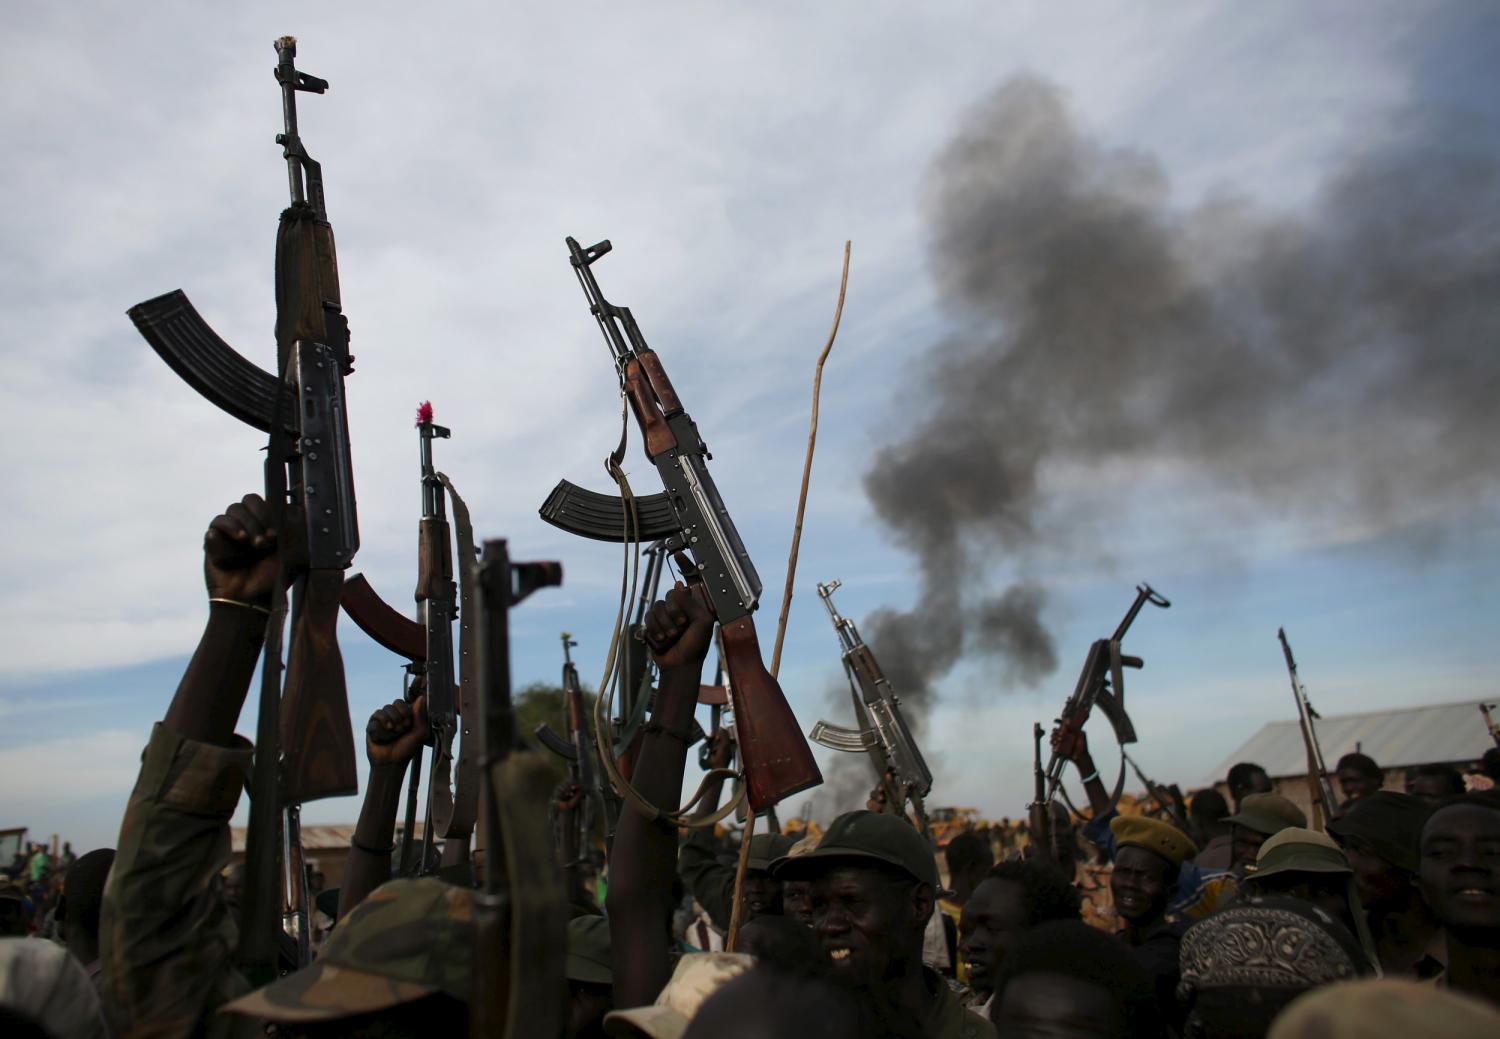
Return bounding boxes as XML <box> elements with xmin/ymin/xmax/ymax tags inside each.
<box><xmin>127</xmin><ymin>37</ymin><xmax>359</xmax><ymax>978</ymax></box>
<box><xmin>809</xmin><ymin>579</ymin><xmax>933</xmax><ymax>836</ymax></box>
<box><xmin>1044</xmin><ymin>584</ymin><xmax>1170</xmax><ymax>814</ymax></box>
<box><xmin>1028</xmin><ymin>723</ymin><xmax>1058</xmax><ymax>865</ymax></box>
<box><xmin>470</xmin><ymin>540</ymin><xmax>565</xmax><ymax>1039</ymax></box>
<box><xmin>339</xmin><ymin>404</ymin><xmax>479</xmax><ymax>876</ymax></box>
<box><xmin>534</xmin><ymin>633</ymin><xmax>609</xmax><ymax>895</ymax></box>
<box><xmin>1122</xmin><ymin>750</ymin><xmax>1188</xmax><ymax>830</ymax></box>
<box><xmin>1279</xmin><ymin>628</ymin><xmax>1338</xmax><ymax>830</ymax></box>
<box><xmin>1480</xmin><ymin>703</ymin><xmax>1500</xmax><ymax>748</ymax></box>
<box><xmin>538</xmin><ymin>237</ymin><xmax>822</xmax><ymax>812</ymax></box>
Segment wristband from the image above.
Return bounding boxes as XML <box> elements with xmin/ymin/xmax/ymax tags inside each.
<box><xmin>209</xmin><ymin>597</ymin><xmax>272</xmax><ymax>616</ymax></box>
<box><xmin>1079</xmin><ymin>770</ymin><xmax>1099</xmax><ymax>785</ymax></box>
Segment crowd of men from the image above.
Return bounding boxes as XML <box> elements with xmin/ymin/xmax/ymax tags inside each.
<box><xmin>3</xmin><ymin>492</ymin><xmax>1500</xmax><ymax>1039</ymax></box>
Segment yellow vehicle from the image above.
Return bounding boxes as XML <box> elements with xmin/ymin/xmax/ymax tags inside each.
<box><xmin>928</xmin><ymin>807</ymin><xmax>985</xmax><ymax>848</ymax></box>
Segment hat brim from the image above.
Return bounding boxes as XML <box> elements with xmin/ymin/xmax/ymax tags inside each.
<box><xmin>1250</xmin><ymin>860</ymin><xmax>1353</xmax><ymax>881</ymax></box>
<box><xmin>219</xmin><ymin>961</ymin><xmax>437</xmax><ymax>1023</ymax></box>
<box><xmin>1225</xmin><ymin>812</ymin><xmax>1286</xmax><ymax>836</ymax></box>
<box><xmin>769</xmin><ymin>846</ymin><xmax>932</xmax><ymax>887</ymax></box>
<box><xmin>604</xmin><ymin>1004</ymin><xmax>689</xmax><ymax>1039</ymax></box>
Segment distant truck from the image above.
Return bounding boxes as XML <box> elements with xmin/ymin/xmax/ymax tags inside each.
<box><xmin>928</xmin><ymin>807</ymin><xmax>985</xmax><ymax>848</ymax></box>
<box><xmin>0</xmin><ymin>828</ymin><xmax>28</xmax><ymax>878</ymax></box>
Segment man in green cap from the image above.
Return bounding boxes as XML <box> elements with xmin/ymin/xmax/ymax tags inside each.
<box><xmin>770</xmin><ymin>809</ymin><xmax>995</xmax><ymax>1038</ymax></box>
<box><xmin>1243</xmin><ymin>826</ymin><xmax>1377</xmax><ymax>967</ymax></box>
<box><xmin>678</xmin><ymin>734</ymin><xmax>797</xmax><ymax>932</ymax></box>
<box><xmin>1329</xmin><ymin>790</ymin><xmax>1441</xmax><ymax>977</ymax></box>
<box><xmin>566</xmin><ymin>915</ymin><xmax>615</xmax><ymax>1038</ymax></box>
<box><xmin>1224</xmin><ymin>792</ymin><xmax>1309</xmax><ymax>875</ymax></box>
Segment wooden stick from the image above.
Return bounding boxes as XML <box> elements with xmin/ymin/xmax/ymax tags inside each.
<box><xmin>769</xmin><ymin>241</ymin><xmax>852</xmax><ymax>678</ymax></box>
<box><xmin>725</xmin><ymin>808</ymin><xmax>757</xmax><ymax>950</ymax></box>
<box><xmin>731</xmin><ymin>242</ymin><xmax>850</xmax><ymax>949</ymax></box>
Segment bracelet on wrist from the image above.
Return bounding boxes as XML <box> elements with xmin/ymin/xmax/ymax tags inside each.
<box><xmin>1079</xmin><ymin>769</ymin><xmax>1100</xmax><ymax>785</ymax></box>
<box><xmin>209</xmin><ymin>597</ymin><xmax>272</xmax><ymax>616</ymax></box>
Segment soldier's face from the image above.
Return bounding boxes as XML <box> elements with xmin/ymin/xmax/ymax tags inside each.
<box><xmin>1110</xmin><ymin>846</ymin><xmax>1170</xmax><ymax>925</ymax></box>
<box><xmin>1337</xmin><ymin>767</ymin><xmax>1380</xmax><ymax>804</ymax></box>
<box><xmin>1420</xmin><ymin>804</ymin><xmax>1500</xmax><ymax>932</ymax></box>
<box><xmin>958</xmin><ymin>878</ymin><xmax>1028</xmax><ymax>995</ymax></box>
<box><xmin>781</xmin><ymin>880</ymin><xmax>814</xmax><ymax>924</ymax></box>
<box><xmin>810</xmin><ymin>866</ymin><xmax>926</xmax><ymax>985</ymax></box>
<box><xmin>740</xmin><ymin>872</ymin><xmax>783</xmax><ymax>919</ymax></box>
<box><xmin>1230</xmin><ymin>825</ymin><xmax>1267</xmax><ymax>871</ymax></box>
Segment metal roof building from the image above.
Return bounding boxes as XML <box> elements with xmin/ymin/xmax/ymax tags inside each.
<box><xmin>1208</xmin><ymin>700</ymin><xmax>1495</xmax><ymax>783</ymax></box>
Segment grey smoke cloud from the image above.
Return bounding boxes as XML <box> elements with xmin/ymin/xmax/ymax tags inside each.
<box><xmin>862</xmin><ymin>74</ymin><xmax>1500</xmax><ymax>712</ymax></box>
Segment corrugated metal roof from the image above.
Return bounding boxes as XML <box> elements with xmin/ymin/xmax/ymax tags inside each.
<box><xmin>1207</xmin><ymin>699</ymin><xmax>1495</xmax><ymax>783</ymax></box>
<box><xmin>230</xmin><ymin>823</ymin><xmax>411</xmax><ymax>855</ymax></box>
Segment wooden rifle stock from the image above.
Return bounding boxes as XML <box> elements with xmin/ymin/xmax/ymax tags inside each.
<box><xmin>281</xmin><ymin>568</ymin><xmax>358</xmax><ymax>802</ymax></box>
<box><xmin>717</xmin><ymin>612</ymin><xmax>822</xmax><ymax>812</ymax></box>
<box><xmin>623</xmin><ymin>360</ymin><xmax>677</xmax><ymax>458</ymax></box>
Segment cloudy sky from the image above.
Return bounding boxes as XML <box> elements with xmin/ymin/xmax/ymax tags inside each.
<box><xmin>3</xmin><ymin>2</ymin><xmax>1497</xmax><ymax>852</ymax></box>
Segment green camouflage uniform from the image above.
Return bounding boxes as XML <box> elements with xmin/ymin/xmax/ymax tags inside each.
<box><xmin>100</xmin><ymin>723</ymin><xmax>260</xmax><ymax>1039</ymax></box>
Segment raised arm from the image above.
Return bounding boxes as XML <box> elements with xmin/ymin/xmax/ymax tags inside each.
<box><xmin>103</xmin><ymin>494</ymin><xmax>278</xmax><ymax>1039</ymax></box>
<box><xmin>339</xmin><ymin>695</ymin><xmax>429</xmax><ymax>916</ymax></box>
<box><xmin>607</xmin><ymin>584</ymin><xmax>713</xmax><ymax>1007</ymax></box>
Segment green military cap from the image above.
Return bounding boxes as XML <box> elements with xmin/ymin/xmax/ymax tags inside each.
<box><xmin>769</xmin><ymin>810</ymin><xmax>939</xmax><ymax>888</ymax></box>
<box><xmin>221</xmin><ymin>878</ymin><xmax>472</xmax><ymax>1023</ymax></box>
<box><xmin>566</xmin><ymin>914</ymin><xmax>613</xmax><ymax>986</ymax></box>
<box><xmin>746</xmin><ymin>833</ymin><xmax>798</xmax><ymax>872</ymax></box>
<box><xmin>1110</xmin><ymin>814</ymin><xmax>1198</xmax><ymax>866</ymax></box>
<box><xmin>1327</xmin><ymin>791</ymin><xmax>1430</xmax><ymax>874</ymax></box>
<box><xmin>1225</xmin><ymin>793</ymin><xmax>1307</xmax><ymax>837</ymax></box>
<box><xmin>1251</xmin><ymin>827</ymin><xmax>1351</xmax><ymax>881</ymax></box>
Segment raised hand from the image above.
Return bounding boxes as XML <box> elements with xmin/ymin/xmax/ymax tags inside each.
<box><xmin>203</xmin><ymin>493</ymin><xmax>279</xmax><ymax>606</ymax></box>
<box><xmin>643</xmin><ymin>582</ymin><xmax>714</xmax><ymax>671</ymax></box>
<box><xmin>366</xmin><ymin>696</ymin><xmax>429</xmax><ymax>768</ymax></box>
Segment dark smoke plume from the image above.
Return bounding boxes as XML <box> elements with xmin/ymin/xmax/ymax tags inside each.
<box><xmin>862</xmin><ymin>74</ymin><xmax>1500</xmax><ymax>715</ymax></box>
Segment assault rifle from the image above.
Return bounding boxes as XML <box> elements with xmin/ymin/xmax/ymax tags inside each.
<box><xmin>1044</xmin><ymin>584</ymin><xmax>1170</xmax><ymax>813</ymax></box>
<box><xmin>1122</xmin><ymin>750</ymin><xmax>1188</xmax><ymax>830</ymax></box>
<box><xmin>338</xmin><ymin>405</ymin><xmax>479</xmax><ymax>875</ymax></box>
<box><xmin>1278</xmin><ymin>628</ymin><xmax>1339</xmax><ymax>830</ymax></box>
<box><xmin>127</xmin><ymin>37</ymin><xmax>358</xmax><ymax>978</ymax></box>
<box><xmin>1028</xmin><ymin>723</ymin><xmax>1057</xmax><ymax>865</ymax></box>
<box><xmin>809</xmin><ymin>579</ymin><xmax>932</xmax><ymax>834</ymax></box>
<box><xmin>538</xmin><ymin>237</ymin><xmax>822</xmax><ymax>812</ymax></box>
<box><xmin>534</xmin><ymin>633</ymin><xmax>608</xmax><ymax>894</ymax></box>
<box><xmin>470</xmin><ymin>540</ymin><xmax>565</xmax><ymax>1039</ymax></box>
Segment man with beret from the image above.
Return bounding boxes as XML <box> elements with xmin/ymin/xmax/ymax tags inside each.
<box><xmin>1063</xmin><ymin>731</ymin><xmax>1236</xmax><ymax>921</ymax></box>
<box><xmin>1108</xmin><ymin>815</ymin><xmax>1196</xmax><ymax>1030</ymax></box>
<box><xmin>1419</xmin><ymin>795</ymin><xmax>1500</xmax><ymax>1008</ymax></box>
<box><xmin>771</xmin><ymin>810</ymin><xmax>995</xmax><ymax>1038</ymax></box>
<box><xmin>1328</xmin><ymin>790</ymin><xmax>1441</xmax><ymax>977</ymax></box>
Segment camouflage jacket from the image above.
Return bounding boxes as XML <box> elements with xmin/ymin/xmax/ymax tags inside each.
<box><xmin>101</xmin><ymin>723</ymin><xmax>260</xmax><ymax>1039</ymax></box>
